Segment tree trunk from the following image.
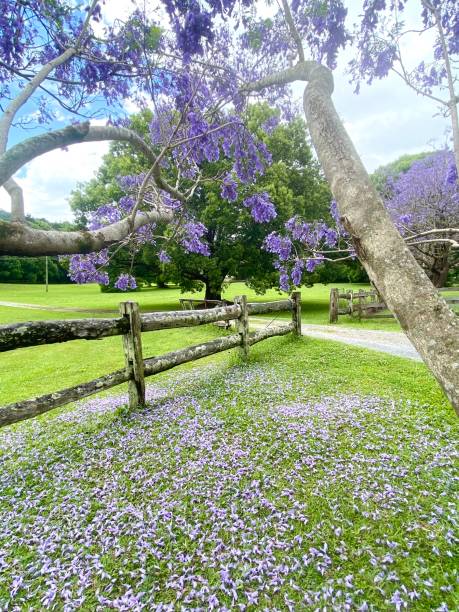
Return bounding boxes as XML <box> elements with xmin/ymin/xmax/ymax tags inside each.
<box><xmin>429</xmin><ymin>249</ymin><xmax>451</xmax><ymax>288</ymax></box>
<box><xmin>249</xmin><ymin>59</ymin><xmax>458</xmax><ymax>411</ymax></box>
<box><xmin>204</xmin><ymin>282</ymin><xmax>223</xmax><ymax>302</ymax></box>
<box><xmin>301</xmin><ymin>66</ymin><xmax>459</xmax><ymax>413</ymax></box>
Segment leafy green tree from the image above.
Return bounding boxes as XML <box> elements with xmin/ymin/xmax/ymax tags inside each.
<box><xmin>70</xmin><ymin>105</ymin><xmax>332</xmax><ymax>298</ymax></box>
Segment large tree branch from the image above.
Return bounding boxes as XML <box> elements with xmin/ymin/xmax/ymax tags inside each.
<box><xmin>0</xmin><ymin>123</ymin><xmax>153</xmax><ymax>185</ymax></box>
<box><xmin>0</xmin><ymin>121</ymin><xmax>188</xmax><ymax>259</ymax></box>
<box><xmin>0</xmin><ymin>0</ymin><xmax>100</xmax><ymax>153</ymax></box>
<box><xmin>0</xmin><ymin>209</ymin><xmax>172</xmax><ymax>256</ymax></box>
<box><xmin>0</xmin><ymin>48</ymin><xmax>76</xmax><ymax>153</ymax></box>
<box><xmin>0</xmin><ymin>122</ymin><xmax>185</xmax><ymax>202</ymax></box>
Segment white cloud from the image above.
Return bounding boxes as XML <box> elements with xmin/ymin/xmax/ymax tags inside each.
<box><xmin>0</xmin><ymin>140</ymin><xmax>110</xmax><ymax>222</ymax></box>
<box><xmin>333</xmin><ymin>69</ymin><xmax>450</xmax><ymax>171</ymax></box>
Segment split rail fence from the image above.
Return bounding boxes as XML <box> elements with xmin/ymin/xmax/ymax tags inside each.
<box><xmin>0</xmin><ymin>293</ymin><xmax>301</xmax><ymax>428</ymax></box>
<box><xmin>329</xmin><ymin>286</ymin><xmax>459</xmax><ymax>323</ymax></box>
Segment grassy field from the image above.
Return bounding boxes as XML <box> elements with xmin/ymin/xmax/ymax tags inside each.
<box><xmin>2</xmin><ymin>281</ymin><xmax>457</xmax><ymax>329</ymax></box>
<box><xmin>0</xmin><ymin>281</ymin><xmax>456</xmax><ymax>406</ymax></box>
<box><xmin>0</xmin><ymin>337</ymin><xmax>457</xmax><ymax>609</ymax></box>
<box><xmin>0</xmin><ymin>281</ymin><xmax>406</xmax><ymax>330</ymax></box>
<box><xmin>0</xmin><ymin>283</ymin><xmax>457</xmax><ymax>609</ymax></box>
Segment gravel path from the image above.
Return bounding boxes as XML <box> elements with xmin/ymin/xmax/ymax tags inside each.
<box><xmin>251</xmin><ymin>319</ymin><xmax>421</xmax><ymax>361</ymax></box>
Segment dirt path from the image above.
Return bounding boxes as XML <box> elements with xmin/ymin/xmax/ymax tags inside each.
<box><xmin>251</xmin><ymin>319</ymin><xmax>421</xmax><ymax>361</ymax></box>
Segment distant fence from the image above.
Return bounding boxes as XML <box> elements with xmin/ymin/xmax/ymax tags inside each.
<box><xmin>329</xmin><ymin>287</ymin><xmax>459</xmax><ymax>323</ymax></box>
<box><xmin>179</xmin><ymin>298</ymin><xmax>231</xmax><ymax>309</ymax></box>
<box><xmin>0</xmin><ymin>293</ymin><xmax>302</xmax><ymax>428</ymax></box>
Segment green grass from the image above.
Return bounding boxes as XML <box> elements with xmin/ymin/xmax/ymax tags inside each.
<box><xmin>0</xmin><ymin>326</ymin><xmax>449</xmax><ymax>408</ymax></box>
<box><xmin>0</xmin><ymin>321</ymin><xmax>226</xmax><ymax>405</ymax></box>
<box><xmin>0</xmin><ymin>281</ymin><xmax>405</xmax><ymax>329</ymax></box>
<box><xmin>0</xmin><ymin>336</ymin><xmax>457</xmax><ymax>609</ymax></box>
<box><xmin>3</xmin><ymin>281</ymin><xmax>455</xmax><ymax>330</ymax></box>
<box><xmin>0</xmin><ymin>282</ymin><xmax>454</xmax><ymax>406</ymax></box>
<box><xmin>0</xmin><ymin>284</ymin><xmax>457</xmax><ymax>608</ymax></box>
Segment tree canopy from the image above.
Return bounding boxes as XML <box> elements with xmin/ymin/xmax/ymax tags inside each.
<box><xmin>71</xmin><ymin>105</ymin><xmax>332</xmax><ymax>298</ymax></box>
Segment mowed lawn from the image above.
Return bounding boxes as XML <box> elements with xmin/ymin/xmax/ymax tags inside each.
<box><xmin>0</xmin><ymin>337</ymin><xmax>457</xmax><ymax>610</ymax></box>
<box><xmin>0</xmin><ymin>281</ymin><xmax>404</xmax><ymax>329</ymax></box>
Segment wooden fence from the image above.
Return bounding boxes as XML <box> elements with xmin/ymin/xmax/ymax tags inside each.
<box><xmin>0</xmin><ymin>293</ymin><xmax>302</xmax><ymax>428</ymax></box>
<box><xmin>179</xmin><ymin>298</ymin><xmax>231</xmax><ymax>309</ymax></box>
<box><xmin>329</xmin><ymin>287</ymin><xmax>459</xmax><ymax>323</ymax></box>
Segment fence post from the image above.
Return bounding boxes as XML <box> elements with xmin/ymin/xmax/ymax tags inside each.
<box><xmin>291</xmin><ymin>291</ymin><xmax>302</xmax><ymax>336</ymax></box>
<box><xmin>119</xmin><ymin>301</ymin><xmax>145</xmax><ymax>410</ymax></box>
<box><xmin>329</xmin><ymin>288</ymin><xmax>339</xmax><ymax>323</ymax></box>
<box><xmin>234</xmin><ymin>295</ymin><xmax>249</xmax><ymax>359</ymax></box>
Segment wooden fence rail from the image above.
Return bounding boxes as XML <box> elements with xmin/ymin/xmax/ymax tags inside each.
<box><xmin>329</xmin><ymin>286</ymin><xmax>459</xmax><ymax>323</ymax></box>
<box><xmin>0</xmin><ymin>294</ymin><xmax>301</xmax><ymax>428</ymax></box>
<box><xmin>0</xmin><ymin>305</ymin><xmax>243</xmax><ymax>352</ymax></box>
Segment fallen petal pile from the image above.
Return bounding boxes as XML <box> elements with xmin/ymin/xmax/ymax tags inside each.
<box><xmin>0</xmin><ymin>364</ymin><xmax>457</xmax><ymax>610</ymax></box>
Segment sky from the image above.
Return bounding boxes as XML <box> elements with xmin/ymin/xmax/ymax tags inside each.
<box><xmin>0</xmin><ymin>1</ymin><xmax>453</xmax><ymax>222</ymax></box>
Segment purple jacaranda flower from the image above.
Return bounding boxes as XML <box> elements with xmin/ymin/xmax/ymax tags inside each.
<box><xmin>243</xmin><ymin>192</ymin><xmax>277</xmax><ymax>223</ymax></box>
<box><xmin>158</xmin><ymin>250</ymin><xmax>171</xmax><ymax>264</ymax></box>
<box><xmin>114</xmin><ymin>273</ymin><xmax>137</xmax><ymax>291</ymax></box>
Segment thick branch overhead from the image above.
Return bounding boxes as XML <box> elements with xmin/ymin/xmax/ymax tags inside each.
<box><xmin>0</xmin><ymin>209</ymin><xmax>172</xmax><ymax>256</ymax></box>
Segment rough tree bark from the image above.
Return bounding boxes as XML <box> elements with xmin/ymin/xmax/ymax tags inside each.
<box><xmin>0</xmin><ymin>210</ymin><xmax>171</xmax><ymax>256</ymax></box>
<box><xmin>0</xmin><ymin>123</ymin><xmax>178</xmax><ymax>255</ymax></box>
<box><xmin>248</xmin><ymin>61</ymin><xmax>459</xmax><ymax>413</ymax></box>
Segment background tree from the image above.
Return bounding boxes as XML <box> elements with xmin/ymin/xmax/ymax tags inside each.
<box><xmin>382</xmin><ymin>150</ymin><xmax>459</xmax><ymax>287</ymax></box>
<box><xmin>71</xmin><ymin>105</ymin><xmax>332</xmax><ymax>299</ymax></box>
<box><xmin>351</xmin><ymin>0</ymin><xmax>459</xmax><ymax>172</ymax></box>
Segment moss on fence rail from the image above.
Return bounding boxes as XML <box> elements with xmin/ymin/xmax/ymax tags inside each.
<box><xmin>0</xmin><ymin>296</ymin><xmax>300</xmax><ymax>428</ymax></box>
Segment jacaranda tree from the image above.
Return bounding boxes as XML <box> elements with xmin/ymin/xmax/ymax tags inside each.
<box><xmin>350</xmin><ymin>0</ymin><xmax>459</xmax><ymax>175</ymax></box>
<box><xmin>0</xmin><ymin>0</ymin><xmax>458</xmax><ymax>412</ymax></box>
<box><xmin>384</xmin><ymin>150</ymin><xmax>459</xmax><ymax>287</ymax></box>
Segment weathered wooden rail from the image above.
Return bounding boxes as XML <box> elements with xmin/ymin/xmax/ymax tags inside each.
<box><xmin>329</xmin><ymin>287</ymin><xmax>459</xmax><ymax>323</ymax></box>
<box><xmin>179</xmin><ymin>297</ymin><xmax>231</xmax><ymax>309</ymax></box>
<box><xmin>0</xmin><ymin>293</ymin><xmax>302</xmax><ymax>428</ymax></box>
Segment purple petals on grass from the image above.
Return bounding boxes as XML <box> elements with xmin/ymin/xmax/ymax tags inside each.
<box><xmin>0</xmin><ymin>366</ymin><xmax>457</xmax><ymax>609</ymax></box>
